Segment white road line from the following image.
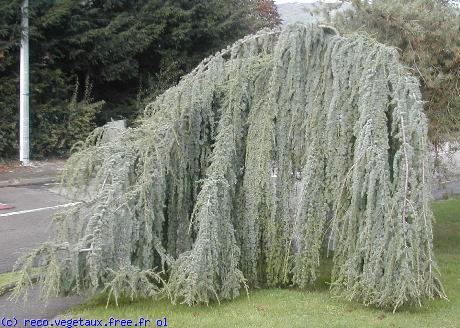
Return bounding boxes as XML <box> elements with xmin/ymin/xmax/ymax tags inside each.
<box><xmin>0</xmin><ymin>202</ymin><xmax>82</xmax><ymax>217</ymax></box>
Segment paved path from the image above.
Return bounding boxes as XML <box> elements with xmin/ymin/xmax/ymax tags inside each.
<box><xmin>433</xmin><ymin>177</ymin><xmax>460</xmax><ymax>200</ymax></box>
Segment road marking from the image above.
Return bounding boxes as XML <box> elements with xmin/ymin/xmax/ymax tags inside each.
<box><xmin>0</xmin><ymin>202</ymin><xmax>81</xmax><ymax>217</ymax></box>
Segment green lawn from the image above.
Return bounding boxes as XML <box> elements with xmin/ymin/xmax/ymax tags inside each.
<box><xmin>0</xmin><ymin>271</ymin><xmax>17</xmax><ymax>293</ymax></box>
<box><xmin>0</xmin><ymin>268</ymin><xmax>41</xmax><ymax>295</ymax></box>
<box><xmin>64</xmin><ymin>198</ymin><xmax>460</xmax><ymax>327</ymax></box>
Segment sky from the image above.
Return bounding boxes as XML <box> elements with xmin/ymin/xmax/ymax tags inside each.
<box><xmin>275</xmin><ymin>0</ymin><xmax>340</xmax><ymax>3</ymax></box>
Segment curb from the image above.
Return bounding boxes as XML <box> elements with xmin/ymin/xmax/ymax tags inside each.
<box><xmin>0</xmin><ymin>176</ymin><xmax>58</xmax><ymax>188</ymax></box>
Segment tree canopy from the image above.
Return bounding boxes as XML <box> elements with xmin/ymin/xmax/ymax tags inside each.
<box><xmin>14</xmin><ymin>24</ymin><xmax>445</xmax><ymax>312</ymax></box>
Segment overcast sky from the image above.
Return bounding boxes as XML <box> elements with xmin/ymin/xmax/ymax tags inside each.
<box><xmin>275</xmin><ymin>0</ymin><xmax>340</xmax><ymax>3</ymax></box>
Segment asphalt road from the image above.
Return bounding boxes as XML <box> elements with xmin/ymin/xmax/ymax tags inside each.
<box><xmin>0</xmin><ymin>182</ymin><xmax>84</xmax><ymax>325</ymax></box>
<box><xmin>0</xmin><ymin>183</ymin><xmax>69</xmax><ymax>273</ymax></box>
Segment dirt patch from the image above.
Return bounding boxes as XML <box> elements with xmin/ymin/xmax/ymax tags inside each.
<box><xmin>0</xmin><ymin>161</ymin><xmax>31</xmax><ymax>174</ymax></box>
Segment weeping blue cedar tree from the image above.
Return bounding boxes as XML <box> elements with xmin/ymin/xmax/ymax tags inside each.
<box><xmin>13</xmin><ymin>24</ymin><xmax>445</xmax><ymax>312</ymax></box>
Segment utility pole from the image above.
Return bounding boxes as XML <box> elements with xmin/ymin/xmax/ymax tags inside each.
<box><xmin>20</xmin><ymin>0</ymin><xmax>30</xmax><ymax>165</ymax></box>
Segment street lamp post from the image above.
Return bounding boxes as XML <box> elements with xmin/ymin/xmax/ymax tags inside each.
<box><xmin>20</xmin><ymin>0</ymin><xmax>30</xmax><ymax>165</ymax></box>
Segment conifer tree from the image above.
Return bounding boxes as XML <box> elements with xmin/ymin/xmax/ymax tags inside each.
<box><xmin>14</xmin><ymin>24</ymin><xmax>445</xmax><ymax>312</ymax></box>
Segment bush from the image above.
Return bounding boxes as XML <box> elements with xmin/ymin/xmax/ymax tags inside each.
<box><xmin>31</xmin><ymin>80</ymin><xmax>104</xmax><ymax>157</ymax></box>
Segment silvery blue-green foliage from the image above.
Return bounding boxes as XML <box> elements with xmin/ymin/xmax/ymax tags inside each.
<box><xmin>13</xmin><ymin>24</ymin><xmax>445</xmax><ymax>311</ymax></box>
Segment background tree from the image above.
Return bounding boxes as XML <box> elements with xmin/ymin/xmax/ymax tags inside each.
<box><xmin>0</xmin><ymin>0</ymin><xmax>277</xmax><ymax>158</ymax></box>
<box><xmin>254</xmin><ymin>0</ymin><xmax>282</xmax><ymax>28</ymax></box>
<box><xmin>333</xmin><ymin>0</ymin><xmax>460</xmax><ymax>151</ymax></box>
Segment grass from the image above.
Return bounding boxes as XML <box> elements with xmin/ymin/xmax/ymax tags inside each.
<box><xmin>0</xmin><ymin>271</ymin><xmax>18</xmax><ymax>291</ymax></box>
<box><xmin>0</xmin><ymin>268</ymin><xmax>41</xmax><ymax>295</ymax></box>
<box><xmin>63</xmin><ymin>198</ymin><xmax>459</xmax><ymax>327</ymax></box>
